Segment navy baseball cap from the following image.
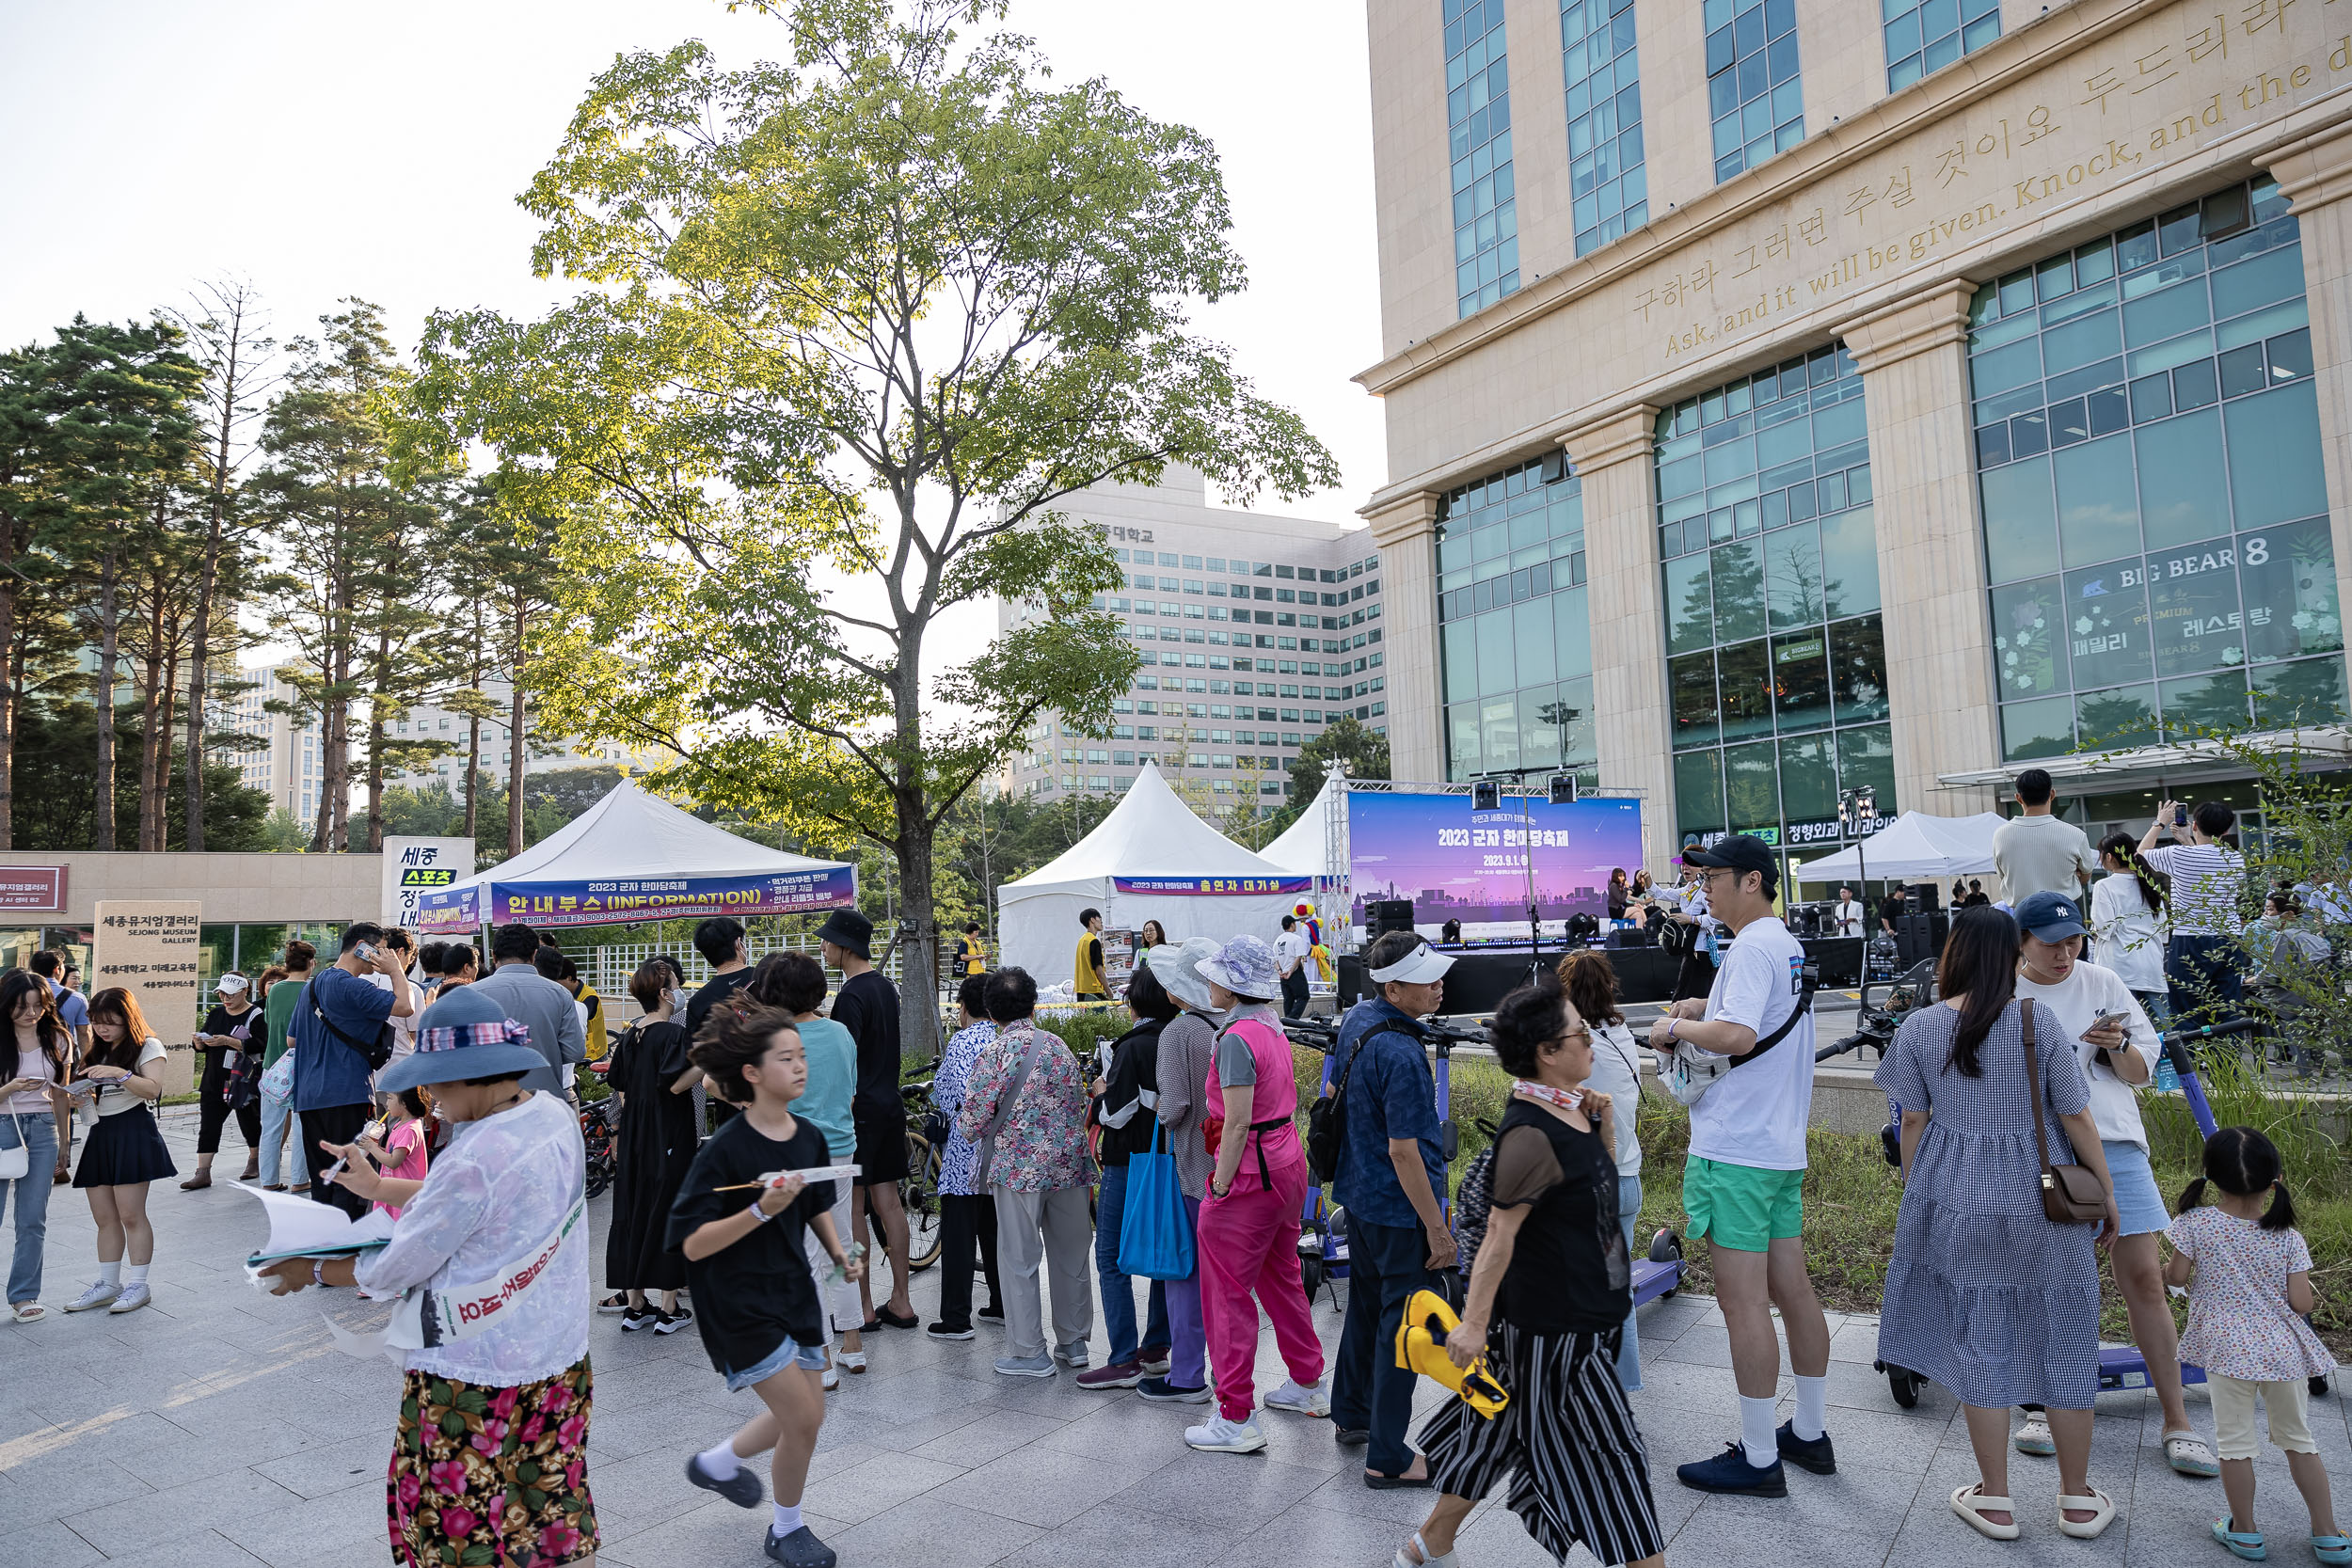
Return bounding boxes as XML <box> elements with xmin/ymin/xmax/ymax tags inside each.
<box><xmin>2014</xmin><ymin>890</ymin><xmax>2088</xmax><ymax>942</ymax></box>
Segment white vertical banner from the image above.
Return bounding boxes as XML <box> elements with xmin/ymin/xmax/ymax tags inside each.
<box><xmin>383</xmin><ymin>837</ymin><xmax>476</xmax><ymax>929</ymax></box>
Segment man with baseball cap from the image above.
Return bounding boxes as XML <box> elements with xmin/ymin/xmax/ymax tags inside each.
<box><xmin>1327</xmin><ymin>930</ymin><xmax>1457</xmax><ymax>1487</ymax></box>
<box><xmin>2010</xmin><ymin>891</ymin><xmax>2215</xmax><ymax>1476</ymax></box>
<box><xmin>1647</xmin><ymin>834</ymin><xmax>1836</xmax><ymax>1497</ymax></box>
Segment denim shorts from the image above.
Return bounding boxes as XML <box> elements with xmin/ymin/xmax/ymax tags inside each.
<box><xmin>2104</xmin><ymin>1139</ymin><xmax>2171</xmax><ymax>1237</ymax></box>
<box><xmin>724</xmin><ymin>1334</ymin><xmax>827</xmax><ymax>1391</ymax></box>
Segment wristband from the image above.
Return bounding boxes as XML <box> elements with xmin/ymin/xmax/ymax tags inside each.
<box><xmin>312</xmin><ymin>1259</ymin><xmax>327</xmax><ymax>1288</ymax></box>
<box><xmin>1664</xmin><ymin>1018</ymin><xmax>1679</xmax><ymax>1043</ymax></box>
<box><xmin>749</xmin><ymin>1199</ymin><xmax>780</xmax><ymax>1224</ymax></box>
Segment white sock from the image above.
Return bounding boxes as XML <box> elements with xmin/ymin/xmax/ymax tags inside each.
<box><xmin>122</xmin><ymin>1264</ymin><xmax>149</xmax><ymax>1287</ymax></box>
<box><xmin>697</xmin><ymin>1441</ymin><xmax>740</xmax><ymax>1481</ymax></box>
<box><xmin>1792</xmin><ymin>1374</ymin><xmax>1828</xmax><ymax>1442</ymax></box>
<box><xmin>98</xmin><ymin>1259</ymin><xmax>121</xmax><ymax>1287</ymax></box>
<box><xmin>1740</xmin><ymin>1395</ymin><xmax>1778</xmax><ymax>1467</ymax></box>
<box><xmin>771</xmin><ymin>1501</ymin><xmax>802</xmax><ymax>1537</ymax></box>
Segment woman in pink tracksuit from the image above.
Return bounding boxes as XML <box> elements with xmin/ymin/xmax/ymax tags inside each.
<box><xmin>1184</xmin><ymin>936</ymin><xmax>1329</xmax><ymax>1455</ymax></box>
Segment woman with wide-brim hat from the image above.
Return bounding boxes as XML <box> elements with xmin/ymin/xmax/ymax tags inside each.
<box><xmin>257</xmin><ymin>984</ymin><xmax>600</xmax><ymax>1568</ymax></box>
<box><xmin>1184</xmin><ymin>936</ymin><xmax>1329</xmax><ymax>1455</ymax></box>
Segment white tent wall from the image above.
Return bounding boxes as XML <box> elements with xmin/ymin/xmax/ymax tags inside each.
<box><xmin>997</xmin><ymin>884</ymin><xmax>1302</xmax><ymax>990</ymax></box>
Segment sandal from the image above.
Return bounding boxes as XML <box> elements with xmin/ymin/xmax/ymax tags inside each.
<box><xmin>1950</xmin><ymin>1484</ymin><xmax>2021</xmax><ymax>1541</ymax></box>
<box><xmin>1393</xmin><ymin>1529</ymin><xmax>1458</xmax><ymax>1568</ymax></box>
<box><xmin>2210</xmin><ymin>1518</ymin><xmax>2265</xmax><ymax>1560</ymax></box>
<box><xmin>596</xmin><ymin>1293</ymin><xmax>634</xmax><ymax>1316</ymax></box>
<box><xmin>2058</xmin><ymin>1487</ymin><xmax>2118</xmax><ymax>1540</ymax></box>
<box><xmin>2163</xmin><ymin>1430</ymin><xmax>2220</xmax><ymax>1478</ymax></box>
<box><xmin>2314</xmin><ymin>1534</ymin><xmax>2351</xmax><ymax>1567</ymax></box>
<box><xmin>8</xmin><ymin>1302</ymin><xmax>45</xmax><ymax>1323</ymax></box>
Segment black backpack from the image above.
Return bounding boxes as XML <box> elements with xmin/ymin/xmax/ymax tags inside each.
<box><xmin>1306</xmin><ymin>1019</ymin><xmax>1420</xmax><ymax>1185</ymax></box>
<box><xmin>1451</xmin><ymin>1117</ymin><xmax>1502</xmax><ymax>1284</ymax></box>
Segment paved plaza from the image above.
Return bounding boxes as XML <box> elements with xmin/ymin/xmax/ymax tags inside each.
<box><xmin>1</xmin><ymin>1103</ymin><xmax>2344</xmax><ymax>1568</ymax></box>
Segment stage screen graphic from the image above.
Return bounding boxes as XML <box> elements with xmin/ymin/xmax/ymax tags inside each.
<box><xmin>1345</xmin><ymin>792</ymin><xmax>1644</xmax><ymax>935</ymax></box>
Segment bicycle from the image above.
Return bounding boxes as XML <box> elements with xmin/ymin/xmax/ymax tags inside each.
<box><xmin>898</xmin><ymin>1066</ymin><xmax>944</xmax><ymax>1273</ymax></box>
<box><xmin>580</xmin><ymin>1060</ymin><xmax>618</xmax><ymax>1201</ymax></box>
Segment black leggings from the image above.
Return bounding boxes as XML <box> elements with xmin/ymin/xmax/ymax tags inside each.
<box><xmin>937</xmin><ymin>1193</ymin><xmax>1002</xmax><ymax>1329</ymax></box>
<box><xmin>197</xmin><ymin>1060</ymin><xmax>262</xmax><ymax>1155</ymax></box>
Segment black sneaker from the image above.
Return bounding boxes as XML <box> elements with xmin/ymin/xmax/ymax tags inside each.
<box><xmin>926</xmin><ymin>1321</ymin><xmax>976</xmax><ymax>1341</ymax></box>
<box><xmin>976</xmin><ymin>1305</ymin><xmax>1005</xmax><ymax>1325</ymax></box>
<box><xmin>654</xmin><ymin>1307</ymin><xmax>694</xmax><ymax>1336</ymax></box>
<box><xmin>620</xmin><ymin>1307</ymin><xmax>657</xmax><ymax>1332</ymax></box>
<box><xmin>1677</xmin><ymin>1442</ymin><xmax>1788</xmax><ymax>1497</ymax></box>
<box><xmin>1775</xmin><ymin>1420</ymin><xmax>1836</xmax><ymax>1475</ymax></box>
<box><xmin>684</xmin><ymin>1451</ymin><xmax>762</xmax><ymax>1508</ymax></box>
<box><xmin>1332</xmin><ymin>1426</ymin><xmax>1370</xmax><ymax>1447</ymax></box>
<box><xmin>764</xmin><ymin>1524</ymin><xmax>838</xmax><ymax>1568</ymax></box>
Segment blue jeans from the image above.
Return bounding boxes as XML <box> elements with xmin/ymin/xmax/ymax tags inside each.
<box><xmin>1615</xmin><ymin>1172</ymin><xmax>1644</xmax><ymax>1391</ymax></box>
<box><xmin>1093</xmin><ymin>1163</ymin><xmax>1171</xmax><ymax>1365</ymax></box>
<box><xmin>1</xmin><ymin>1114</ymin><xmax>59</xmax><ymax>1306</ymax></box>
<box><xmin>261</xmin><ymin>1088</ymin><xmax>308</xmax><ymax>1189</ymax></box>
<box><xmin>2167</xmin><ymin>932</ymin><xmax>2243</xmax><ymax>1026</ymax></box>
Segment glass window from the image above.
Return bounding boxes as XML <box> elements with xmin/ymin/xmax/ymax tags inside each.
<box><xmin>1723</xmin><ymin>741</ymin><xmax>1780</xmax><ymax>833</ymax></box>
<box><xmin>1710</xmin><ymin>540</ymin><xmax>1767</xmax><ymax>642</ymax></box>
<box><xmin>1829</xmin><ymin>615</ymin><xmax>1888</xmax><ymax>721</ymax></box>
<box><xmin>1555</xmin><ymin>676</ymin><xmax>1597</xmax><ymax>765</ymax></box>
<box><xmin>1446</xmin><ymin>0</ymin><xmax>1521</xmax><ymax>315</ymax></box>
<box><xmin>1561</xmin><ymin>0</ymin><xmax>1647</xmax><ymax>257</ymax></box>
<box><xmin>2253</xmin><ymin>654</ymin><xmax>2348</xmax><ymax>724</ymax></box>
<box><xmin>1969</xmin><ymin>178</ymin><xmax>2329</xmax><ymax>755</ymax></box>
<box><xmin>1777</xmin><ymin>733</ymin><xmax>1837</xmax><ymax>827</ymax></box>
<box><xmin>1474</xmin><ymin>608</ymin><xmax>1516</xmax><ymax>695</ymax></box>
<box><xmin>1772</xmin><ymin>629</ymin><xmax>1832</xmax><ymax>730</ymax></box>
<box><xmin>1436</xmin><ymin>456</ymin><xmax>1589</xmax><ymax>779</ymax></box>
<box><xmin>1884</xmin><ymin>0</ymin><xmax>2000</xmax><ymax>92</ymax></box>
<box><xmin>1675</xmin><ymin>750</ymin><xmax>1725</xmax><ymax>837</ymax></box>
<box><xmin>1515</xmin><ymin>597</ymin><xmax>1557</xmax><ymax>687</ymax></box>
<box><xmin>1553</xmin><ymin>584</ymin><xmax>1594</xmax><ymax>677</ymax></box>
<box><xmin>1671</xmin><ymin>650</ymin><xmax>1720</xmax><ymax>747</ymax></box>
<box><xmin>1707</xmin><ymin>0</ymin><xmax>1803</xmax><ymax>183</ymax></box>
<box><xmin>1718</xmin><ymin>638</ymin><xmax>1773</xmax><ymax>741</ymax></box>
<box><xmin>1518</xmin><ymin>687</ymin><xmax>1563</xmax><ymax>770</ymax></box>
<box><xmin>1765</xmin><ymin>522</ymin><xmax>1824</xmax><ymax>630</ymax></box>
<box><xmin>1664</xmin><ymin>554</ymin><xmax>1713</xmax><ymax>653</ymax></box>
<box><xmin>1820</xmin><ymin>505</ymin><xmax>1881</xmax><ymax>620</ymax></box>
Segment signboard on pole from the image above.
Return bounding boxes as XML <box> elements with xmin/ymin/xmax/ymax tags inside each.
<box><xmin>90</xmin><ymin>900</ymin><xmax>204</xmax><ymax>1095</ymax></box>
<box><xmin>383</xmin><ymin>837</ymin><xmax>475</xmax><ymax>929</ymax></box>
<box><xmin>0</xmin><ymin>864</ymin><xmax>68</xmax><ymax>911</ymax></box>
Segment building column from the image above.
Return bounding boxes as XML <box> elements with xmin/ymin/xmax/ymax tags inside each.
<box><xmin>1366</xmin><ymin>490</ymin><xmax>1445</xmax><ymax>782</ymax></box>
<box><xmin>1838</xmin><ymin>283</ymin><xmax>1999</xmax><ymax>816</ymax></box>
<box><xmin>2270</xmin><ymin>126</ymin><xmax>2352</xmax><ymax>640</ymax></box>
<box><xmin>1559</xmin><ymin>405</ymin><xmax>1674</xmax><ymax>874</ymax></box>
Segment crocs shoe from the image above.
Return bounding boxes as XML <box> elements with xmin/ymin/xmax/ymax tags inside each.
<box><xmin>2162</xmin><ymin>1430</ymin><xmax>2220</xmax><ymax>1478</ymax></box>
<box><xmin>2014</xmin><ymin>1411</ymin><xmax>2057</xmax><ymax>1456</ymax></box>
<box><xmin>684</xmin><ymin>1452</ymin><xmax>763</xmax><ymax>1509</ymax></box>
<box><xmin>2210</xmin><ymin>1517</ymin><xmax>2265</xmax><ymax>1560</ymax></box>
<box><xmin>764</xmin><ymin>1524</ymin><xmax>837</xmax><ymax>1568</ymax></box>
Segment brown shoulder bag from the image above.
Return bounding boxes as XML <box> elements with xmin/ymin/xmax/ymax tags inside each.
<box><xmin>2019</xmin><ymin>1001</ymin><xmax>2107</xmax><ymax>1225</ymax></box>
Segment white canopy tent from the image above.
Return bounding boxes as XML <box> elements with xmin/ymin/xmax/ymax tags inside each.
<box><xmin>997</xmin><ymin>762</ymin><xmax>1307</xmax><ymax>989</ymax></box>
<box><xmin>1260</xmin><ymin>773</ymin><xmax>1342</xmax><ymax>879</ymax></box>
<box><xmin>412</xmin><ymin>780</ymin><xmax>857</xmax><ymax>933</ymax></box>
<box><xmin>1794</xmin><ymin>810</ymin><xmax>2008</xmax><ymax>886</ymax></box>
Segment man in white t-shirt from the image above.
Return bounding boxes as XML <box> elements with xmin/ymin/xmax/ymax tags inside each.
<box><xmin>1274</xmin><ymin>915</ymin><xmax>1312</xmax><ymax>1020</ymax></box>
<box><xmin>1993</xmin><ymin>767</ymin><xmax>2099</xmax><ymax>904</ymax></box>
<box><xmin>1645</xmin><ymin>833</ymin><xmax>1834</xmax><ymax>1497</ymax></box>
<box><xmin>2010</xmin><ymin>891</ymin><xmax>2218</xmax><ymax>1478</ymax></box>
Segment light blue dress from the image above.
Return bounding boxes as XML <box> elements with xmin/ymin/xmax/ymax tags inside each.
<box><xmin>1873</xmin><ymin>998</ymin><xmax>2103</xmax><ymax>1409</ymax></box>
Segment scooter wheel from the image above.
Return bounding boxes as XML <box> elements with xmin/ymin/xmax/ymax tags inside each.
<box><xmin>1299</xmin><ymin>1253</ymin><xmax>1326</xmax><ymax>1304</ymax></box>
<box><xmin>1887</xmin><ymin>1366</ymin><xmax>1922</xmax><ymax>1409</ymax></box>
<box><xmin>1645</xmin><ymin>1229</ymin><xmax>1683</xmax><ymax>1264</ymax></box>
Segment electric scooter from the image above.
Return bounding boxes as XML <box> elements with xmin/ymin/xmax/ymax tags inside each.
<box><xmin>1867</xmin><ymin>1015</ymin><xmax>2330</xmax><ymax>1408</ymax></box>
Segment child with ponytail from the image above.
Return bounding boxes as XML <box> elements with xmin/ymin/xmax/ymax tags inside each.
<box><xmin>2164</xmin><ymin>1127</ymin><xmax>2342</xmax><ymax>1563</ymax></box>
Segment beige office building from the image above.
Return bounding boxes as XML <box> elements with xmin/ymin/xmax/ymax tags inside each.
<box><xmin>1362</xmin><ymin>0</ymin><xmax>2352</xmax><ymax>879</ymax></box>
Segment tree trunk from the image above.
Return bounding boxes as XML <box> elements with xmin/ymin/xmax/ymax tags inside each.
<box><xmin>137</xmin><ymin>582</ymin><xmax>167</xmax><ymax>851</ymax></box>
<box><xmin>91</xmin><ymin>547</ymin><xmax>120</xmax><ymax>850</ymax></box>
<box><xmin>463</xmin><ymin>708</ymin><xmax>481</xmax><ymax>838</ymax></box>
<box><xmin>890</xmin><ymin>633</ymin><xmax>939</xmax><ymax>1061</ymax></box>
<box><xmin>506</xmin><ymin>606</ymin><xmax>526</xmax><ymax>857</ymax></box>
<box><xmin>153</xmin><ymin>650</ymin><xmax>180</xmax><ymax>850</ymax></box>
<box><xmin>366</xmin><ymin>627</ymin><xmax>389</xmax><ymax>852</ymax></box>
<box><xmin>0</xmin><ymin>497</ymin><xmax>20</xmax><ymax>852</ymax></box>
<box><xmin>183</xmin><ymin>294</ymin><xmax>248</xmax><ymax>856</ymax></box>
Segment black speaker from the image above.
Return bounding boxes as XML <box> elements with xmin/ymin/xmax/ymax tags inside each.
<box><xmin>1896</xmin><ymin>911</ymin><xmax>1949</xmax><ymax>969</ymax></box>
<box><xmin>1905</xmin><ymin>881</ymin><xmax>1942</xmax><ymax>914</ymax></box>
<box><xmin>1368</xmin><ymin>899</ymin><xmax>1416</xmax><ymax>937</ymax></box>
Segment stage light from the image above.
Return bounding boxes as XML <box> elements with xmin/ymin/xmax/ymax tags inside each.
<box><xmin>1549</xmin><ymin>772</ymin><xmax>1576</xmax><ymax>805</ymax></box>
<box><xmin>1471</xmin><ymin>780</ymin><xmax>1500</xmax><ymax>811</ymax></box>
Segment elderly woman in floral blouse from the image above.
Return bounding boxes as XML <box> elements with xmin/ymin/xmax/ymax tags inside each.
<box><xmin>952</xmin><ymin>966</ymin><xmax>1096</xmax><ymax>1378</ymax></box>
<box><xmin>926</xmin><ymin>973</ymin><xmax>1005</xmax><ymax>1339</ymax></box>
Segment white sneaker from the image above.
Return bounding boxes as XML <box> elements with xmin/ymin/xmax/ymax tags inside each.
<box><xmin>63</xmin><ymin>1280</ymin><xmax>119</xmax><ymax>1313</ymax></box>
<box><xmin>1184</xmin><ymin>1413</ymin><xmax>1268</xmax><ymax>1454</ymax></box>
<box><xmin>107</xmin><ymin>1283</ymin><xmax>151</xmax><ymax>1315</ymax></box>
<box><xmin>1264</xmin><ymin>1378</ymin><xmax>1330</xmax><ymax>1418</ymax></box>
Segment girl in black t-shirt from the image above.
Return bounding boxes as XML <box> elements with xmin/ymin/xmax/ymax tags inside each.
<box><xmin>1403</xmin><ymin>980</ymin><xmax>1666</xmax><ymax>1568</ymax></box>
<box><xmin>667</xmin><ymin>1006</ymin><xmax>863</xmax><ymax>1568</ymax></box>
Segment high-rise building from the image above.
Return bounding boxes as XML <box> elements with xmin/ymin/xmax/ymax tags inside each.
<box><xmin>1363</xmin><ymin>0</ymin><xmax>2352</xmax><ymax>879</ymax></box>
<box><xmin>213</xmin><ymin>666</ymin><xmax>653</xmax><ymax>824</ymax></box>
<box><xmin>998</xmin><ymin>468</ymin><xmax>1386</xmax><ymax>803</ymax></box>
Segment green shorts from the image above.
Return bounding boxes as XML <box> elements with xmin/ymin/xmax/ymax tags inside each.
<box><xmin>1682</xmin><ymin>1156</ymin><xmax>1804</xmax><ymax>1253</ymax></box>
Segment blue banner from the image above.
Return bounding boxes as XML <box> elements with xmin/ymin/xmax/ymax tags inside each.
<box><xmin>413</xmin><ymin>866</ymin><xmax>859</xmax><ymax>933</ymax></box>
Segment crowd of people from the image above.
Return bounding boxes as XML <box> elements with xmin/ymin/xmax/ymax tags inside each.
<box><xmin>1</xmin><ymin>784</ymin><xmax>2344</xmax><ymax>1568</ymax></box>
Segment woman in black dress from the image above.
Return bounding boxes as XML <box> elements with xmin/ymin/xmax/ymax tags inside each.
<box><xmin>601</xmin><ymin>959</ymin><xmax>703</xmax><ymax>1333</ymax></box>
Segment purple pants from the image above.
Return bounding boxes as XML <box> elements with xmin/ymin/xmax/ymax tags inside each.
<box><xmin>1163</xmin><ymin>1194</ymin><xmax>1207</xmax><ymax>1387</ymax></box>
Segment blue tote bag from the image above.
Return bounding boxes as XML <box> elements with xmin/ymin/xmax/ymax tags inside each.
<box><xmin>1118</xmin><ymin>1120</ymin><xmax>1196</xmax><ymax>1281</ymax></box>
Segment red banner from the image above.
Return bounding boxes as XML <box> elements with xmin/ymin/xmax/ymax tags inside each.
<box><xmin>0</xmin><ymin>865</ymin><xmax>67</xmax><ymax>911</ymax></box>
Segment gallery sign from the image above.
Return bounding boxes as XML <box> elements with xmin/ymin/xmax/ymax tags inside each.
<box><xmin>89</xmin><ymin>901</ymin><xmax>203</xmax><ymax>1095</ymax></box>
<box><xmin>0</xmin><ymin>864</ymin><xmax>68</xmax><ymax>911</ymax></box>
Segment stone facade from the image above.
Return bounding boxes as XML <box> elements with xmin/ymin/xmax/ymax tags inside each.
<box><xmin>1364</xmin><ymin>0</ymin><xmax>2352</xmax><ymax>848</ymax></box>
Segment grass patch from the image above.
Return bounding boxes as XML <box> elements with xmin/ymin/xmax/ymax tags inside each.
<box><xmin>1287</xmin><ymin>1043</ymin><xmax>2352</xmax><ymax>1356</ymax></box>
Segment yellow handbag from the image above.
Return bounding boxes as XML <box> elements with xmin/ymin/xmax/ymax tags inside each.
<box><xmin>1393</xmin><ymin>1289</ymin><xmax>1510</xmax><ymax>1418</ymax></box>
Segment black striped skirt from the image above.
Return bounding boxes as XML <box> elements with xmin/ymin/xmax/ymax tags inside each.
<box><xmin>1417</xmin><ymin>1321</ymin><xmax>1664</xmax><ymax>1567</ymax></box>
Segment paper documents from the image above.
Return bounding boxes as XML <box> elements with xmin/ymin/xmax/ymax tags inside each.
<box><xmin>237</xmin><ymin>1182</ymin><xmax>396</xmax><ymax>1266</ymax></box>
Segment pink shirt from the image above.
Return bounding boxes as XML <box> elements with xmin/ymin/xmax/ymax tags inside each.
<box><xmin>373</xmin><ymin>1119</ymin><xmax>430</xmax><ymax>1221</ymax></box>
<box><xmin>2169</xmin><ymin>1205</ymin><xmax>2334</xmax><ymax>1383</ymax></box>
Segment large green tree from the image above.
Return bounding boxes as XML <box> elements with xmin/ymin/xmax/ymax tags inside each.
<box><xmin>408</xmin><ymin>0</ymin><xmax>1335</xmax><ymax>1050</ymax></box>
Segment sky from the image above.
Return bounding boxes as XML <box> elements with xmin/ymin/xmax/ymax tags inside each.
<box><xmin>0</xmin><ymin>0</ymin><xmax>1385</xmax><ymax>666</ymax></box>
